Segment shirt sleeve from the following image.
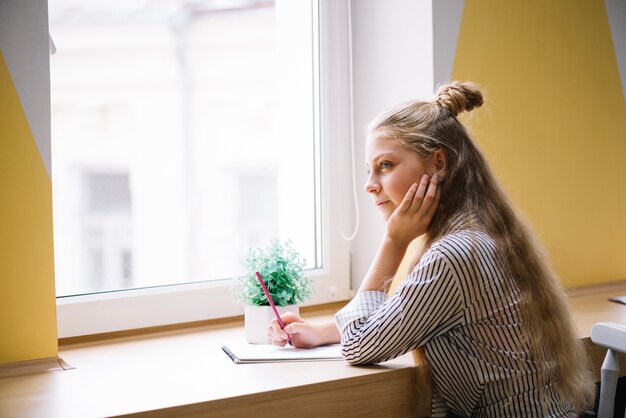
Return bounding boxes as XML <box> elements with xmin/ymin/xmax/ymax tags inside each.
<box><xmin>334</xmin><ymin>248</ymin><xmax>464</xmax><ymax>365</ymax></box>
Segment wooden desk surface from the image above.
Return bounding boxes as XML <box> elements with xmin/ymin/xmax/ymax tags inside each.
<box><xmin>568</xmin><ymin>283</ymin><xmax>626</xmax><ymax>337</ymax></box>
<box><xmin>567</xmin><ymin>283</ymin><xmax>626</xmax><ymax>382</ymax></box>
<box><xmin>1</xmin><ymin>284</ymin><xmax>625</xmax><ymax>418</ymax></box>
<box><xmin>0</xmin><ymin>304</ymin><xmax>425</xmax><ymax>418</ymax></box>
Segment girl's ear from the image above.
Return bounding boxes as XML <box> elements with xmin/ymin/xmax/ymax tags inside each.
<box><xmin>434</xmin><ymin>149</ymin><xmax>447</xmax><ymax>173</ymax></box>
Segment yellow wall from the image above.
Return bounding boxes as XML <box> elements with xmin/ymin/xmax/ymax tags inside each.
<box><xmin>0</xmin><ymin>50</ymin><xmax>58</xmax><ymax>364</ymax></box>
<box><xmin>451</xmin><ymin>0</ymin><xmax>626</xmax><ymax>286</ymax></box>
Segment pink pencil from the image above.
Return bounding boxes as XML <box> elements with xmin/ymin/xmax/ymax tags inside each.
<box><xmin>255</xmin><ymin>271</ymin><xmax>292</xmax><ymax>346</ymax></box>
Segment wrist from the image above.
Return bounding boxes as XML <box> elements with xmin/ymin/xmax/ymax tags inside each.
<box><xmin>381</xmin><ymin>234</ymin><xmax>411</xmax><ymax>254</ymax></box>
<box><xmin>318</xmin><ymin>322</ymin><xmax>341</xmax><ymax>345</ymax></box>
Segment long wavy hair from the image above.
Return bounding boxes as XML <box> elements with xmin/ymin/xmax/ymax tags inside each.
<box><xmin>367</xmin><ymin>81</ymin><xmax>595</xmax><ymax>411</ymax></box>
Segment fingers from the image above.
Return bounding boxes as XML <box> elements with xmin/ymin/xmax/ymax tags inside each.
<box><xmin>424</xmin><ymin>177</ymin><xmax>442</xmax><ymax>219</ymax></box>
<box><xmin>283</xmin><ymin>322</ymin><xmax>306</xmax><ymax>335</ymax></box>
<box><xmin>268</xmin><ymin>312</ymin><xmax>307</xmax><ymax>346</ymax></box>
<box><xmin>267</xmin><ymin>318</ymin><xmax>290</xmax><ymax>344</ymax></box>
<box><xmin>271</xmin><ymin>338</ymin><xmax>288</xmax><ymax>347</ymax></box>
<box><xmin>279</xmin><ymin>311</ymin><xmax>303</xmax><ymax>325</ymax></box>
<box><xmin>397</xmin><ymin>182</ymin><xmax>418</xmax><ymax>213</ymax></box>
<box><xmin>407</xmin><ymin>174</ymin><xmax>432</xmax><ymax>213</ymax></box>
<box><xmin>417</xmin><ymin>174</ymin><xmax>440</xmax><ymax>216</ymax></box>
<box><xmin>399</xmin><ymin>174</ymin><xmax>431</xmax><ymax>213</ymax></box>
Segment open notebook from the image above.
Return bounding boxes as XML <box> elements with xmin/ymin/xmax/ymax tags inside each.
<box><xmin>222</xmin><ymin>343</ymin><xmax>343</xmax><ymax>364</ymax></box>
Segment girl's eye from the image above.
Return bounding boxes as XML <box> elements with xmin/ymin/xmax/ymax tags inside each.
<box><xmin>380</xmin><ymin>161</ymin><xmax>392</xmax><ymax>170</ymax></box>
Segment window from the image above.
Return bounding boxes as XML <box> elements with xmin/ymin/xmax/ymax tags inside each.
<box><xmin>81</xmin><ymin>172</ymin><xmax>133</xmax><ymax>292</ymax></box>
<box><xmin>51</xmin><ymin>0</ymin><xmax>353</xmax><ymax>337</ymax></box>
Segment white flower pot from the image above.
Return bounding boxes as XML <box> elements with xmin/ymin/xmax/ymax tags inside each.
<box><xmin>244</xmin><ymin>304</ymin><xmax>299</xmax><ymax>344</ymax></box>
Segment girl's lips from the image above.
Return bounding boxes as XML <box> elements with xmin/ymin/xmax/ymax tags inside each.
<box><xmin>377</xmin><ymin>200</ymin><xmax>389</xmax><ymax>207</ymax></box>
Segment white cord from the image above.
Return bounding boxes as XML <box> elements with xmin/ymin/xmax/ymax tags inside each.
<box><xmin>340</xmin><ymin>0</ymin><xmax>360</xmax><ymax>242</ymax></box>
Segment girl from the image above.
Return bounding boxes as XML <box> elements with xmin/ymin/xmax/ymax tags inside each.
<box><xmin>268</xmin><ymin>81</ymin><xmax>595</xmax><ymax>417</ymax></box>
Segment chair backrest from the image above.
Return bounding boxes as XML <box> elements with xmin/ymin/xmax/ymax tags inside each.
<box><xmin>591</xmin><ymin>322</ymin><xmax>626</xmax><ymax>418</ymax></box>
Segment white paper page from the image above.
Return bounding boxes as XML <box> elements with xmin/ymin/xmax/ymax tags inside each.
<box><xmin>222</xmin><ymin>343</ymin><xmax>343</xmax><ymax>363</ymax></box>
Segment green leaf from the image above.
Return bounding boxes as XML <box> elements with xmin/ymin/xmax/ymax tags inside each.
<box><xmin>232</xmin><ymin>239</ymin><xmax>313</xmax><ymax>306</ymax></box>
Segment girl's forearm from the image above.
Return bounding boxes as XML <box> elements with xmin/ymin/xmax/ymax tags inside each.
<box><xmin>358</xmin><ymin>236</ymin><xmax>409</xmax><ymax>293</ymax></box>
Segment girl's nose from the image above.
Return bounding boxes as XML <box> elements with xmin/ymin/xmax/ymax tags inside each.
<box><xmin>364</xmin><ymin>176</ymin><xmax>380</xmax><ymax>194</ymax></box>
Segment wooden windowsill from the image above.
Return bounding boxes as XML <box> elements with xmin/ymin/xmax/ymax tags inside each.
<box><xmin>0</xmin><ymin>302</ymin><xmax>429</xmax><ymax>418</ymax></box>
<box><xmin>1</xmin><ymin>283</ymin><xmax>625</xmax><ymax>418</ymax></box>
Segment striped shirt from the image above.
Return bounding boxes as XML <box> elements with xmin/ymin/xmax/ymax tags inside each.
<box><xmin>335</xmin><ymin>216</ymin><xmax>576</xmax><ymax>417</ymax></box>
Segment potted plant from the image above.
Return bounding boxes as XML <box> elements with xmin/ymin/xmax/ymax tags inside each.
<box><xmin>235</xmin><ymin>240</ymin><xmax>313</xmax><ymax>344</ymax></box>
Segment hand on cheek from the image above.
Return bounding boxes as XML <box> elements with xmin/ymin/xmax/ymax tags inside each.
<box><xmin>385</xmin><ymin>174</ymin><xmax>441</xmax><ymax>247</ymax></box>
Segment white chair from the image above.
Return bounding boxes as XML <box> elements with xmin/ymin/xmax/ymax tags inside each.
<box><xmin>591</xmin><ymin>322</ymin><xmax>626</xmax><ymax>418</ymax></box>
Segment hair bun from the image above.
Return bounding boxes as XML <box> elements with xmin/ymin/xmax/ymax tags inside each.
<box><xmin>434</xmin><ymin>81</ymin><xmax>483</xmax><ymax>116</ymax></box>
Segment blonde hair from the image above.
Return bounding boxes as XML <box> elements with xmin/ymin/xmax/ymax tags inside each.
<box><xmin>368</xmin><ymin>81</ymin><xmax>595</xmax><ymax>411</ymax></box>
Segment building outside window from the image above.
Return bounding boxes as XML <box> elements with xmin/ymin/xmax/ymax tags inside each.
<box><xmin>50</xmin><ymin>0</ymin><xmax>319</xmax><ymax>297</ymax></box>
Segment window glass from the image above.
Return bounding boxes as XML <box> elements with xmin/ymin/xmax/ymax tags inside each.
<box><xmin>50</xmin><ymin>0</ymin><xmax>319</xmax><ymax>297</ymax></box>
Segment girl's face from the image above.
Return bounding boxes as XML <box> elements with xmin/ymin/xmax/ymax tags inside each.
<box><xmin>364</xmin><ymin>135</ymin><xmax>435</xmax><ymax>221</ymax></box>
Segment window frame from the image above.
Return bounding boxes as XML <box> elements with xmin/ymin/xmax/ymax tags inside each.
<box><xmin>56</xmin><ymin>0</ymin><xmax>354</xmax><ymax>338</ymax></box>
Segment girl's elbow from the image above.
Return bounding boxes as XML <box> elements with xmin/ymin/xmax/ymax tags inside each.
<box><xmin>345</xmin><ymin>356</ymin><xmax>373</xmax><ymax>365</ymax></box>
<box><xmin>341</xmin><ymin>346</ymin><xmax>376</xmax><ymax>365</ymax></box>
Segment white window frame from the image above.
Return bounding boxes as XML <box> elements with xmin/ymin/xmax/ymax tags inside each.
<box><xmin>56</xmin><ymin>0</ymin><xmax>354</xmax><ymax>338</ymax></box>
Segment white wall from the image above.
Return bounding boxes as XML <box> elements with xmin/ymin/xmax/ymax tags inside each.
<box><xmin>0</xmin><ymin>0</ymin><xmax>51</xmax><ymax>175</ymax></box>
<box><xmin>433</xmin><ymin>0</ymin><xmax>464</xmax><ymax>90</ymax></box>
<box><xmin>348</xmin><ymin>0</ymin><xmax>434</xmax><ymax>290</ymax></box>
<box><xmin>605</xmin><ymin>0</ymin><xmax>626</xmax><ymax>101</ymax></box>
